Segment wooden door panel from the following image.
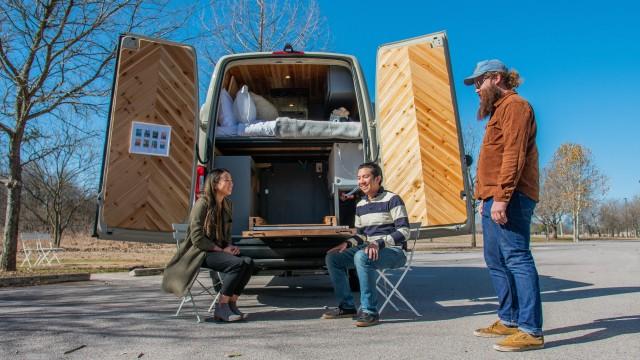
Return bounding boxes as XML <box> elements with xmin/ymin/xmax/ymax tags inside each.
<box><xmin>102</xmin><ymin>37</ymin><xmax>197</xmax><ymax>233</ymax></box>
<box><xmin>376</xmin><ymin>34</ymin><xmax>467</xmax><ymax>227</ymax></box>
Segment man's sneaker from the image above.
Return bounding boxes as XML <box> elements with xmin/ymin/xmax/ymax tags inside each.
<box><xmin>354</xmin><ymin>312</ymin><xmax>379</xmax><ymax>327</ymax></box>
<box><xmin>473</xmin><ymin>320</ymin><xmax>519</xmax><ymax>338</ymax></box>
<box><xmin>493</xmin><ymin>330</ymin><xmax>544</xmax><ymax>352</ymax></box>
<box><xmin>321</xmin><ymin>307</ymin><xmax>357</xmax><ymax>319</ymax></box>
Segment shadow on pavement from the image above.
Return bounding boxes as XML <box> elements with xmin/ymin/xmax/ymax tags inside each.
<box><xmin>544</xmin><ymin>315</ymin><xmax>640</xmax><ymax>348</ymax></box>
<box><xmin>248</xmin><ymin>266</ymin><xmax>639</xmax><ymax>323</ymax></box>
<box><xmin>1</xmin><ymin>266</ymin><xmax>638</xmax><ymax>341</ymax></box>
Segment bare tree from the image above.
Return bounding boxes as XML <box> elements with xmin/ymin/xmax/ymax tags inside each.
<box><xmin>581</xmin><ymin>204</ymin><xmax>602</xmax><ymax>238</ymax></box>
<box><xmin>200</xmin><ymin>0</ymin><xmax>330</xmax><ymax>65</ymax></box>
<box><xmin>534</xmin><ymin>168</ymin><xmax>565</xmax><ymax>240</ymax></box>
<box><xmin>0</xmin><ymin>0</ymin><xmax>186</xmax><ymax>271</ymax></box>
<box><xmin>599</xmin><ymin>199</ymin><xmax>622</xmax><ymax>237</ymax></box>
<box><xmin>21</xmin><ymin>127</ymin><xmax>98</xmax><ymax>247</ymax></box>
<box><xmin>546</xmin><ymin>144</ymin><xmax>608</xmax><ymax>242</ymax></box>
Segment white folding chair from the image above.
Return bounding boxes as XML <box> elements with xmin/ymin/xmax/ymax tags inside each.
<box><xmin>19</xmin><ymin>232</ymin><xmax>62</xmax><ymax>268</ymax></box>
<box><xmin>20</xmin><ymin>235</ymin><xmax>38</xmax><ymax>269</ymax></box>
<box><xmin>376</xmin><ymin>222</ymin><xmax>422</xmax><ymax>317</ymax></box>
<box><xmin>172</xmin><ymin>223</ymin><xmax>223</xmax><ymax>323</ymax></box>
<box><xmin>35</xmin><ymin>236</ymin><xmax>64</xmax><ymax>266</ymax></box>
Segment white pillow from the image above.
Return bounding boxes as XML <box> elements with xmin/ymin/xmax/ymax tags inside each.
<box><xmin>217</xmin><ymin>89</ymin><xmax>236</xmax><ymax>127</ymax></box>
<box><xmin>251</xmin><ymin>92</ymin><xmax>279</xmax><ymax>121</ymax></box>
<box><xmin>233</xmin><ymin>85</ymin><xmax>256</xmax><ymax>123</ymax></box>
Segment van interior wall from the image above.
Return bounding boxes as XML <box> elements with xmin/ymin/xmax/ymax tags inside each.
<box><xmin>257</xmin><ymin>159</ymin><xmax>331</xmax><ymax>225</ymax></box>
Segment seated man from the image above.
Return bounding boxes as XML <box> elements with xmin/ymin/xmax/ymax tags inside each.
<box><xmin>322</xmin><ymin>162</ymin><xmax>410</xmax><ymax>327</ymax></box>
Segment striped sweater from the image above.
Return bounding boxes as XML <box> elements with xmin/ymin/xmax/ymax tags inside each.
<box><xmin>347</xmin><ymin>188</ymin><xmax>410</xmax><ymax>250</ymax></box>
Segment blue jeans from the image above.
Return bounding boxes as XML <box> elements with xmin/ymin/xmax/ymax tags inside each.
<box><xmin>482</xmin><ymin>192</ymin><xmax>543</xmax><ymax>336</ymax></box>
<box><xmin>325</xmin><ymin>245</ymin><xmax>406</xmax><ymax>315</ymax></box>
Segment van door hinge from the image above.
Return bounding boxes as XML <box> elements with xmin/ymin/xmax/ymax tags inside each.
<box><xmin>430</xmin><ymin>35</ymin><xmax>444</xmax><ymax>48</ymax></box>
<box><xmin>122</xmin><ymin>36</ymin><xmax>139</xmax><ymax>50</ymax></box>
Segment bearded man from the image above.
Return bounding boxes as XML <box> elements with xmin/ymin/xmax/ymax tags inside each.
<box><xmin>464</xmin><ymin>60</ymin><xmax>544</xmax><ymax>352</ymax></box>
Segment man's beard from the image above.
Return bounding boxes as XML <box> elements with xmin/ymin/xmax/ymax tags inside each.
<box><xmin>477</xmin><ymin>84</ymin><xmax>504</xmax><ymax>120</ymax></box>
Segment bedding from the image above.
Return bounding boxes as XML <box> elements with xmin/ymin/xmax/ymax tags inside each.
<box><xmin>217</xmin><ymin>89</ymin><xmax>236</xmax><ymax>127</ymax></box>
<box><xmin>216</xmin><ymin>117</ymin><xmax>361</xmax><ymax>140</ymax></box>
<box><xmin>251</xmin><ymin>92</ymin><xmax>279</xmax><ymax>121</ymax></box>
<box><xmin>233</xmin><ymin>85</ymin><xmax>256</xmax><ymax>123</ymax></box>
<box><xmin>277</xmin><ymin>118</ymin><xmax>361</xmax><ymax>139</ymax></box>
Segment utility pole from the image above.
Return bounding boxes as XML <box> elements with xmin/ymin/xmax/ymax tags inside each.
<box><xmin>624</xmin><ymin>197</ymin><xmax>629</xmax><ymax>238</ymax></box>
<box><xmin>465</xmin><ymin>155</ymin><xmax>477</xmax><ymax>248</ymax></box>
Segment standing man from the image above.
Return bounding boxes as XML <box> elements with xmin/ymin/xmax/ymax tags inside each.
<box><xmin>464</xmin><ymin>60</ymin><xmax>543</xmax><ymax>351</ymax></box>
<box><xmin>322</xmin><ymin>162</ymin><xmax>410</xmax><ymax>327</ymax></box>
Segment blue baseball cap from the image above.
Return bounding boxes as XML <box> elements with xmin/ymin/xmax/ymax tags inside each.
<box><xmin>464</xmin><ymin>59</ymin><xmax>508</xmax><ymax>85</ymax></box>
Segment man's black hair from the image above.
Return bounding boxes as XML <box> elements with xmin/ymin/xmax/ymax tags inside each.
<box><xmin>358</xmin><ymin>162</ymin><xmax>383</xmax><ymax>183</ymax></box>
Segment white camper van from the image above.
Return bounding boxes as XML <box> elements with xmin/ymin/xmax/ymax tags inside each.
<box><xmin>95</xmin><ymin>32</ymin><xmax>473</xmax><ymax>273</ymax></box>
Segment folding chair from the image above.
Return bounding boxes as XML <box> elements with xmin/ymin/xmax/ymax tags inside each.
<box><xmin>19</xmin><ymin>232</ymin><xmax>62</xmax><ymax>268</ymax></box>
<box><xmin>20</xmin><ymin>235</ymin><xmax>38</xmax><ymax>269</ymax></box>
<box><xmin>376</xmin><ymin>222</ymin><xmax>423</xmax><ymax>317</ymax></box>
<box><xmin>172</xmin><ymin>223</ymin><xmax>223</xmax><ymax>323</ymax></box>
<box><xmin>34</xmin><ymin>236</ymin><xmax>64</xmax><ymax>266</ymax></box>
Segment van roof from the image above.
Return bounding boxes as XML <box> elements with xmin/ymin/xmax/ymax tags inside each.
<box><xmin>217</xmin><ymin>51</ymin><xmax>358</xmax><ymax>63</ymax></box>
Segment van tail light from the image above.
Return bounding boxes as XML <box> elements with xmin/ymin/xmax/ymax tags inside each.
<box><xmin>195</xmin><ymin>165</ymin><xmax>206</xmax><ymax>200</ymax></box>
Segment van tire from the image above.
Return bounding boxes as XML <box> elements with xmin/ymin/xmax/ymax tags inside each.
<box><xmin>348</xmin><ymin>269</ymin><xmax>360</xmax><ymax>292</ymax></box>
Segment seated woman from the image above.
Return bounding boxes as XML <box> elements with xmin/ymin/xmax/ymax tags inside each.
<box><xmin>162</xmin><ymin>168</ymin><xmax>254</xmax><ymax>322</ymax></box>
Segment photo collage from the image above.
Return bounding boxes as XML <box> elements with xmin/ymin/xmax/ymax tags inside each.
<box><xmin>129</xmin><ymin>121</ymin><xmax>171</xmax><ymax>157</ymax></box>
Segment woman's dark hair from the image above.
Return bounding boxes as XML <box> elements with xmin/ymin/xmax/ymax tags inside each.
<box><xmin>358</xmin><ymin>162</ymin><xmax>383</xmax><ymax>183</ymax></box>
<box><xmin>202</xmin><ymin>168</ymin><xmax>230</xmax><ymax>238</ymax></box>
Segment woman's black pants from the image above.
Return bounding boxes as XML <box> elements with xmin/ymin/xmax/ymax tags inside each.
<box><xmin>202</xmin><ymin>252</ymin><xmax>254</xmax><ymax>297</ymax></box>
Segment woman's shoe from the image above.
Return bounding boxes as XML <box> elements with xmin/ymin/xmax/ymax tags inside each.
<box><xmin>229</xmin><ymin>302</ymin><xmax>246</xmax><ymax>319</ymax></box>
<box><xmin>213</xmin><ymin>303</ymin><xmax>242</xmax><ymax>322</ymax></box>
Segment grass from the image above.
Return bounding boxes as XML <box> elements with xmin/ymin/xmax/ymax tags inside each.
<box><xmin>1</xmin><ymin>232</ymin><xmax>637</xmax><ymax>278</ymax></box>
<box><xmin>1</xmin><ymin>233</ymin><xmax>174</xmax><ymax>277</ymax></box>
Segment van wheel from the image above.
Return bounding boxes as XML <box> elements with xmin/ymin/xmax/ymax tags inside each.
<box><xmin>348</xmin><ymin>269</ymin><xmax>360</xmax><ymax>292</ymax></box>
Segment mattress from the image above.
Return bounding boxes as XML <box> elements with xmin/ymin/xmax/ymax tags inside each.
<box><xmin>217</xmin><ymin>117</ymin><xmax>362</xmax><ymax>140</ymax></box>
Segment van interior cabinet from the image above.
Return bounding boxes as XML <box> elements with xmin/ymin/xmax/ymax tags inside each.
<box><xmin>213</xmin><ymin>155</ymin><xmax>256</xmax><ymax>236</ymax></box>
<box><xmin>258</xmin><ymin>161</ymin><xmax>330</xmax><ymax>225</ymax></box>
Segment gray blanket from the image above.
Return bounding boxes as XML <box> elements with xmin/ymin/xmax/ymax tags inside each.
<box><xmin>275</xmin><ymin>118</ymin><xmax>362</xmax><ymax>139</ymax></box>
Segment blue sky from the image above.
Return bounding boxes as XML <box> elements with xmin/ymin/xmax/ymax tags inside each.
<box><xmin>317</xmin><ymin>0</ymin><xmax>640</xmax><ymax>200</ymax></box>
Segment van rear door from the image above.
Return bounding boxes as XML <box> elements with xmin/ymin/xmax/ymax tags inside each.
<box><xmin>95</xmin><ymin>35</ymin><xmax>199</xmax><ymax>243</ymax></box>
<box><xmin>374</xmin><ymin>31</ymin><xmax>472</xmax><ymax>237</ymax></box>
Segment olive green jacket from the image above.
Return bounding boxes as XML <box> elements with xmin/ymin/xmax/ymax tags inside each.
<box><xmin>161</xmin><ymin>197</ymin><xmax>233</xmax><ymax>297</ymax></box>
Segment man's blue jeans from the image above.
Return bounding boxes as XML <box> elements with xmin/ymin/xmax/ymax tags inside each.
<box><xmin>482</xmin><ymin>192</ymin><xmax>543</xmax><ymax>336</ymax></box>
<box><xmin>325</xmin><ymin>245</ymin><xmax>406</xmax><ymax>315</ymax></box>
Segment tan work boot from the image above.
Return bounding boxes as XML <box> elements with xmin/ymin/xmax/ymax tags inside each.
<box><xmin>473</xmin><ymin>319</ymin><xmax>519</xmax><ymax>338</ymax></box>
<box><xmin>493</xmin><ymin>330</ymin><xmax>544</xmax><ymax>352</ymax></box>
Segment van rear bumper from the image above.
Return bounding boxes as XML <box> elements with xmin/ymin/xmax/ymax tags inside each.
<box><xmin>234</xmin><ymin>236</ymin><xmax>345</xmax><ymax>271</ymax></box>
<box><xmin>252</xmin><ymin>258</ymin><xmax>327</xmax><ymax>270</ymax></box>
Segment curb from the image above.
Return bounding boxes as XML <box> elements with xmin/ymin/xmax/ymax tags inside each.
<box><xmin>128</xmin><ymin>267</ymin><xmax>164</xmax><ymax>277</ymax></box>
<box><xmin>0</xmin><ymin>273</ymin><xmax>91</xmax><ymax>288</ymax></box>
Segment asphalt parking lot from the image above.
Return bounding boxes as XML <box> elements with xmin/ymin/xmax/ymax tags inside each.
<box><xmin>1</xmin><ymin>241</ymin><xmax>639</xmax><ymax>359</ymax></box>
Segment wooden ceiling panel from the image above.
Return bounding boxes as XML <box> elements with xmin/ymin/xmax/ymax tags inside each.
<box><xmin>225</xmin><ymin>64</ymin><xmax>328</xmax><ymax>101</ymax></box>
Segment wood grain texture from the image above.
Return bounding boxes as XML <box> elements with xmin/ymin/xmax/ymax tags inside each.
<box><xmin>242</xmin><ymin>228</ymin><xmax>355</xmax><ymax>238</ymax></box>
<box><xmin>102</xmin><ymin>38</ymin><xmax>197</xmax><ymax>232</ymax></box>
<box><xmin>377</xmin><ymin>40</ymin><xmax>466</xmax><ymax>226</ymax></box>
<box><xmin>224</xmin><ymin>64</ymin><xmax>328</xmax><ymax>101</ymax></box>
